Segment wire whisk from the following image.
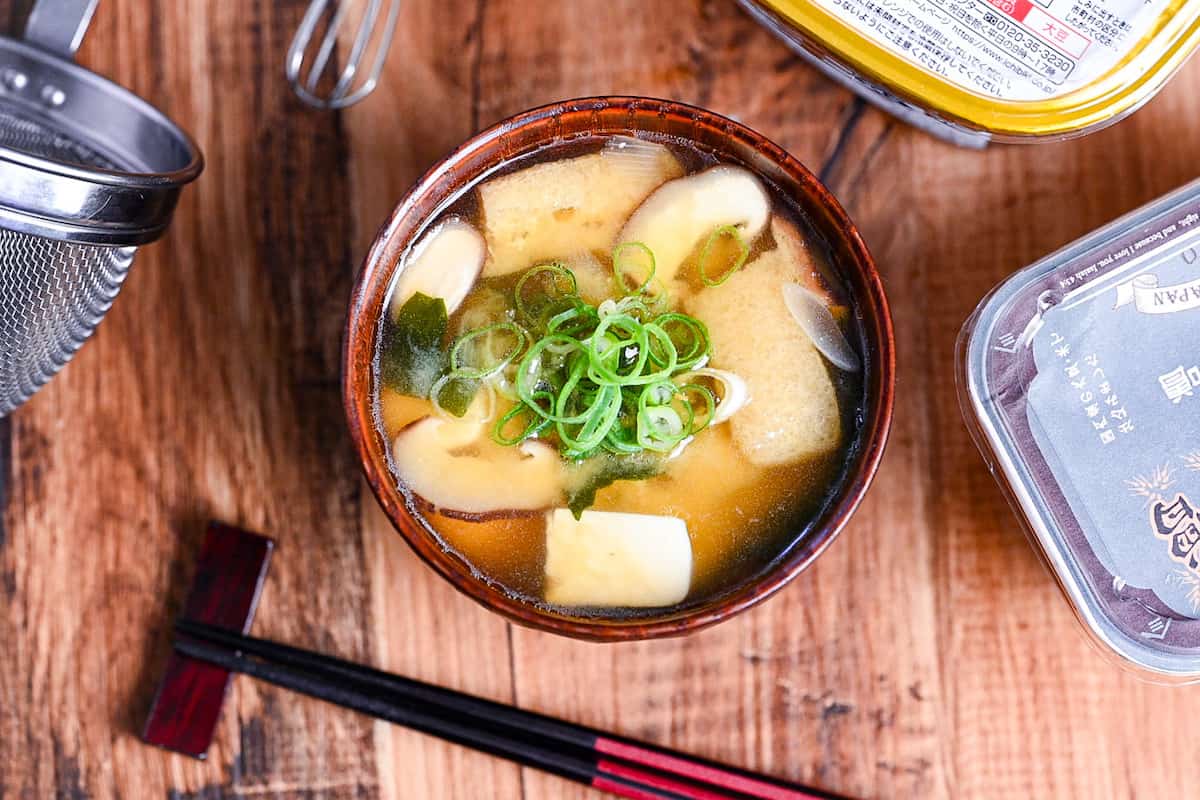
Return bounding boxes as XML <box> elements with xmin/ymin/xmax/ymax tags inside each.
<box><xmin>286</xmin><ymin>0</ymin><xmax>401</xmax><ymax>110</ymax></box>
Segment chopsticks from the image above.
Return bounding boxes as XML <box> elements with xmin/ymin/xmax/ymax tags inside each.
<box><xmin>174</xmin><ymin>619</ymin><xmax>847</xmax><ymax>800</ymax></box>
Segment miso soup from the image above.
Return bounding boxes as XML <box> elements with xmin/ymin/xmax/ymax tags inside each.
<box><xmin>373</xmin><ymin>133</ymin><xmax>865</xmax><ymax>617</ymax></box>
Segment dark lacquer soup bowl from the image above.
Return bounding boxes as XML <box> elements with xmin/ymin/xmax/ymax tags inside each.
<box><xmin>343</xmin><ymin>97</ymin><xmax>894</xmax><ymax>640</ymax></box>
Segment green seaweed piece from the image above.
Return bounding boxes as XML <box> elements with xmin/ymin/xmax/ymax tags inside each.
<box><xmin>381</xmin><ymin>292</ymin><xmax>449</xmax><ymax>397</ymax></box>
<box><xmin>434</xmin><ymin>374</ymin><xmax>481</xmax><ymax>418</ymax></box>
<box><xmin>381</xmin><ymin>292</ymin><xmax>480</xmax><ymax>416</ymax></box>
<box><xmin>564</xmin><ymin>451</ymin><xmax>663</xmax><ymax>518</ymax></box>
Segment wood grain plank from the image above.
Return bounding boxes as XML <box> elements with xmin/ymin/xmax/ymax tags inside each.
<box><xmin>806</xmin><ymin>46</ymin><xmax>1200</xmax><ymax>800</ymax></box>
<box><xmin>0</xmin><ymin>0</ymin><xmax>380</xmax><ymax>797</ymax></box>
<box><xmin>465</xmin><ymin>3</ymin><xmax>1200</xmax><ymax>799</ymax></box>
<box><xmin>2</xmin><ymin>0</ymin><xmax>1200</xmax><ymax>798</ymax></box>
<box><xmin>337</xmin><ymin>1</ymin><xmax>525</xmax><ymax>799</ymax></box>
<box><xmin>467</xmin><ymin>3</ymin><xmax>947</xmax><ymax>800</ymax></box>
<box><xmin>899</xmin><ymin>69</ymin><xmax>1200</xmax><ymax>800</ymax></box>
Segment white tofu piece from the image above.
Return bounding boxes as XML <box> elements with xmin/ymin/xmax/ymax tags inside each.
<box><xmin>543</xmin><ymin>509</ymin><xmax>692</xmax><ymax>607</ymax></box>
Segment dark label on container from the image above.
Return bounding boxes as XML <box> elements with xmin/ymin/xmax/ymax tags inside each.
<box><xmin>981</xmin><ymin>193</ymin><xmax>1200</xmax><ymax>653</ymax></box>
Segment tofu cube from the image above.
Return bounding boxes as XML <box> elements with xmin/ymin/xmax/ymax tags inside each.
<box><xmin>543</xmin><ymin>509</ymin><xmax>692</xmax><ymax>608</ymax></box>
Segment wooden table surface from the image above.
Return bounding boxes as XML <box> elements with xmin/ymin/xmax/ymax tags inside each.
<box><xmin>2</xmin><ymin>1</ymin><xmax>1199</xmax><ymax>798</ymax></box>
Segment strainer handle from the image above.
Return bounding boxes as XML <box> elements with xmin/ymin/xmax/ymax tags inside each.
<box><xmin>23</xmin><ymin>0</ymin><xmax>99</xmax><ymax>59</ymax></box>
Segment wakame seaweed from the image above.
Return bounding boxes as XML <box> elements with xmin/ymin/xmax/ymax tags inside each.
<box><xmin>381</xmin><ymin>292</ymin><xmax>477</xmax><ymax>417</ymax></box>
<box><xmin>565</xmin><ymin>451</ymin><xmax>664</xmax><ymax>518</ymax></box>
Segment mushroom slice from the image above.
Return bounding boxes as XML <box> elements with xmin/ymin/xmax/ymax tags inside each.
<box><xmin>479</xmin><ymin>142</ymin><xmax>684</xmax><ymax>276</ymax></box>
<box><xmin>392</xmin><ymin>417</ymin><xmax>562</xmax><ymax>518</ymax></box>
<box><xmin>389</xmin><ymin>218</ymin><xmax>486</xmax><ymax>319</ymax></box>
<box><xmin>615</xmin><ymin>166</ymin><xmax>770</xmax><ymax>284</ymax></box>
<box><xmin>543</xmin><ymin>509</ymin><xmax>692</xmax><ymax>608</ymax></box>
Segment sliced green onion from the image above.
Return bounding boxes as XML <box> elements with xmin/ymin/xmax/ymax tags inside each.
<box><xmin>558</xmin><ymin>384</ymin><xmax>622</xmax><ymax>458</ymax></box>
<box><xmin>450</xmin><ymin>321</ymin><xmax>526</xmax><ymax>379</ymax></box>
<box><xmin>587</xmin><ymin>313</ymin><xmax>649</xmax><ymax>384</ymax></box>
<box><xmin>492</xmin><ymin>401</ymin><xmax>549</xmax><ymax>445</ymax></box>
<box><xmin>612</xmin><ymin>242</ymin><xmax>656</xmax><ymax>296</ymax></box>
<box><xmin>675</xmin><ymin>382</ymin><xmax>717</xmax><ymax>433</ymax></box>
<box><xmin>546</xmin><ymin>300</ymin><xmax>599</xmax><ymax>337</ymax></box>
<box><xmin>655</xmin><ymin>313</ymin><xmax>710</xmax><ymax>370</ymax></box>
<box><xmin>466</xmin><ymin>258</ymin><xmax>722</xmax><ymax>465</ymax></box>
<box><xmin>515</xmin><ymin>262</ymin><xmax>577</xmax><ymax>324</ymax></box>
<box><xmin>642</xmin><ymin>321</ymin><xmax>679</xmax><ymax>372</ymax></box>
<box><xmin>699</xmin><ymin>225</ymin><xmax>750</xmax><ymax>287</ymax></box>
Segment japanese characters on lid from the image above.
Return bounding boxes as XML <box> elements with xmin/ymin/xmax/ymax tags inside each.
<box><xmin>960</xmin><ymin>179</ymin><xmax>1200</xmax><ymax>679</ymax></box>
<box><xmin>739</xmin><ymin>0</ymin><xmax>1200</xmax><ymax>145</ymax></box>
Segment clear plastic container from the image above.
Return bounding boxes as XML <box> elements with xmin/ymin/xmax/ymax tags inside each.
<box><xmin>739</xmin><ymin>0</ymin><xmax>1200</xmax><ymax>146</ymax></box>
<box><xmin>959</xmin><ymin>179</ymin><xmax>1200</xmax><ymax>680</ymax></box>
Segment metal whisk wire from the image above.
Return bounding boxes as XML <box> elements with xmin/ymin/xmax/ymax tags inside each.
<box><xmin>286</xmin><ymin>0</ymin><xmax>401</xmax><ymax>110</ymax></box>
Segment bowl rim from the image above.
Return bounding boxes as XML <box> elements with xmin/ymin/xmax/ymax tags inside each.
<box><xmin>343</xmin><ymin>95</ymin><xmax>895</xmax><ymax>641</ymax></box>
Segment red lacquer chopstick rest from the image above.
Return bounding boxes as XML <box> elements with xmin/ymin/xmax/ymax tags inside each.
<box><xmin>142</xmin><ymin>522</ymin><xmax>273</xmax><ymax>758</ymax></box>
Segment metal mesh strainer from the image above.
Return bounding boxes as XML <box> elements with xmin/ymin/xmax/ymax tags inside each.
<box><xmin>0</xmin><ymin>0</ymin><xmax>202</xmax><ymax>415</ymax></box>
<box><xmin>0</xmin><ymin>102</ymin><xmax>130</xmax><ymax>412</ymax></box>
<box><xmin>0</xmin><ymin>233</ymin><xmax>133</xmax><ymax>412</ymax></box>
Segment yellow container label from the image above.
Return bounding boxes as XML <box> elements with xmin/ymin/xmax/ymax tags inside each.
<box><xmin>758</xmin><ymin>0</ymin><xmax>1200</xmax><ymax>137</ymax></box>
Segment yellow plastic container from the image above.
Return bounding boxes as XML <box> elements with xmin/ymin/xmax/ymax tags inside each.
<box><xmin>740</xmin><ymin>0</ymin><xmax>1200</xmax><ymax>145</ymax></box>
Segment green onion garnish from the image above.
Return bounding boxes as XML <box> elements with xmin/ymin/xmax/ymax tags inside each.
<box><xmin>514</xmin><ymin>262</ymin><xmax>577</xmax><ymax>324</ymax></box>
<box><xmin>612</xmin><ymin>241</ymin><xmax>656</xmax><ymax>296</ymax></box>
<box><xmin>699</xmin><ymin>224</ymin><xmax>750</xmax><ymax>287</ymax></box>
<box><xmin>492</xmin><ymin>401</ymin><xmax>549</xmax><ymax>446</ymax></box>
<box><xmin>470</xmin><ymin>249</ymin><xmax>717</xmax><ymax>461</ymax></box>
<box><xmin>449</xmin><ymin>321</ymin><xmax>526</xmax><ymax>379</ymax></box>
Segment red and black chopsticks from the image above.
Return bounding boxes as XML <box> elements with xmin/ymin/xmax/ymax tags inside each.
<box><xmin>173</xmin><ymin>618</ymin><xmax>847</xmax><ymax>800</ymax></box>
<box><xmin>142</xmin><ymin>524</ymin><xmax>849</xmax><ymax>799</ymax></box>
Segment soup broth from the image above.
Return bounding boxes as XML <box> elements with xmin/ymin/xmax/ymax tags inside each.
<box><xmin>374</xmin><ymin>133</ymin><xmax>864</xmax><ymax>617</ymax></box>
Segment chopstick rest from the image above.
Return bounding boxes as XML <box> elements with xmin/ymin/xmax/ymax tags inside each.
<box><xmin>143</xmin><ymin>524</ymin><xmax>849</xmax><ymax>800</ymax></box>
<box><xmin>141</xmin><ymin>523</ymin><xmax>273</xmax><ymax>758</ymax></box>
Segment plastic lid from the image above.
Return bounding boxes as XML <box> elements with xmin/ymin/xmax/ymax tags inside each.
<box><xmin>960</xmin><ymin>178</ymin><xmax>1200</xmax><ymax>679</ymax></box>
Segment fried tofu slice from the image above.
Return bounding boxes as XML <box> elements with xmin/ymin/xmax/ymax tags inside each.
<box><xmin>771</xmin><ymin>217</ymin><xmax>836</xmax><ymax>305</ymax></box>
<box><xmin>479</xmin><ymin>139</ymin><xmax>684</xmax><ymax>277</ymax></box>
<box><xmin>686</xmin><ymin>243</ymin><xmax>842</xmax><ymax>466</ymax></box>
<box><xmin>563</xmin><ymin>250</ymin><xmax>615</xmax><ymax>304</ymax></box>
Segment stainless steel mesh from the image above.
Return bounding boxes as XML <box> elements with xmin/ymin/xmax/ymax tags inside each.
<box><xmin>0</xmin><ymin>106</ymin><xmax>135</xmax><ymax>415</ymax></box>
<box><xmin>0</xmin><ymin>232</ymin><xmax>134</xmax><ymax>414</ymax></box>
<box><xmin>0</xmin><ymin>107</ymin><xmax>115</xmax><ymax>167</ymax></box>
